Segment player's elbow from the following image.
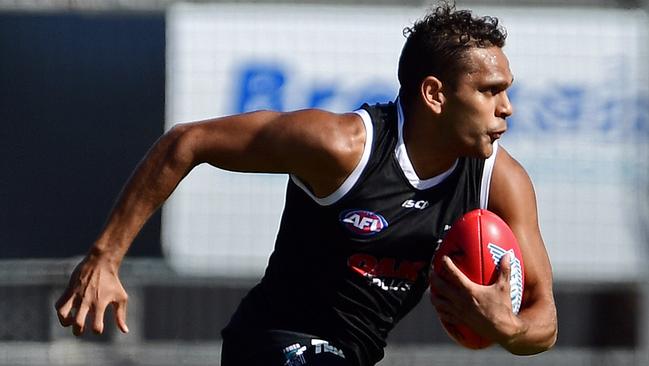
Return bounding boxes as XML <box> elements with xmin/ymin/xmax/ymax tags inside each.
<box><xmin>164</xmin><ymin>123</ymin><xmax>201</xmax><ymax>170</ymax></box>
<box><xmin>546</xmin><ymin>324</ymin><xmax>558</xmax><ymax>350</ymax></box>
<box><xmin>509</xmin><ymin>313</ymin><xmax>558</xmax><ymax>355</ymax></box>
<box><xmin>524</xmin><ymin>331</ymin><xmax>557</xmax><ymax>355</ymax></box>
<box><xmin>537</xmin><ymin>303</ymin><xmax>559</xmax><ymax>353</ymax></box>
<box><xmin>526</xmin><ymin>327</ymin><xmax>558</xmax><ymax>355</ymax></box>
<box><xmin>542</xmin><ymin>318</ymin><xmax>559</xmax><ymax>352</ymax></box>
<box><xmin>506</xmin><ymin>333</ymin><xmax>556</xmax><ymax>356</ymax></box>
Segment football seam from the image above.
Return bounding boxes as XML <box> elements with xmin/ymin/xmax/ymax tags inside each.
<box><xmin>478</xmin><ymin>210</ymin><xmax>484</xmax><ymax>285</ymax></box>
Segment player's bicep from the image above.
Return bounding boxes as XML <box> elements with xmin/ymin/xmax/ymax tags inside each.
<box><xmin>173</xmin><ymin>109</ymin><xmax>336</xmax><ymax>174</ymax></box>
<box><xmin>170</xmin><ymin>110</ymin><xmax>281</xmax><ymax>172</ymax></box>
<box><xmin>487</xmin><ymin>148</ymin><xmax>554</xmax><ymax>305</ymax></box>
<box><xmin>171</xmin><ymin>109</ymin><xmax>363</xmax><ymax>199</ymax></box>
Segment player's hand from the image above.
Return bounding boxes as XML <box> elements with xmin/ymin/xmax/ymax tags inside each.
<box><xmin>429</xmin><ymin>254</ymin><xmax>522</xmax><ymax>344</ymax></box>
<box><xmin>55</xmin><ymin>252</ymin><xmax>129</xmax><ymax>336</ymax></box>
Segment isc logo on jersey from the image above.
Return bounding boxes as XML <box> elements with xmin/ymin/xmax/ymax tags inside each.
<box><xmin>402</xmin><ymin>199</ymin><xmax>429</xmax><ymax>209</ymax></box>
<box><xmin>339</xmin><ymin>209</ymin><xmax>388</xmax><ymax>236</ymax></box>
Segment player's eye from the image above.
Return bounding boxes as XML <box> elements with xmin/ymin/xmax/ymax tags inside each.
<box><xmin>489</xmin><ymin>86</ymin><xmax>505</xmax><ymax>95</ymax></box>
<box><xmin>479</xmin><ymin>86</ymin><xmax>500</xmax><ymax>95</ymax></box>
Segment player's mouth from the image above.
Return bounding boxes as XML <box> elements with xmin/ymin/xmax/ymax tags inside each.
<box><xmin>487</xmin><ymin>124</ymin><xmax>507</xmax><ymax>143</ymax></box>
<box><xmin>488</xmin><ymin>129</ymin><xmax>506</xmax><ymax>142</ymax></box>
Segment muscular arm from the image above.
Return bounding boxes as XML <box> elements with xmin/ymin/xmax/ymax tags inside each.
<box><xmin>429</xmin><ymin>147</ymin><xmax>557</xmax><ymax>355</ymax></box>
<box><xmin>55</xmin><ymin>109</ymin><xmax>366</xmax><ymax>335</ymax></box>
<box><xmin>486</xmin><ymin>147</ymin><xmax>558</xmax><ymax>354</ymax></box>
<box><xmin>94</xmin><ymin>110</ymin><xmax>364</xmax><ymax>260</ymax></box>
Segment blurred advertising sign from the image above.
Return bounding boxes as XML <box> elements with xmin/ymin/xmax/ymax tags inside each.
<box><xmin>164</xmin><ymin>4</ymin><xmax>649</xmax><ymax>280</ymax></box>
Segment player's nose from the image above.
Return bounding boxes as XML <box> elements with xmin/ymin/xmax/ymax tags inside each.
<box><xmin>496</xmin><ymin>91</ymin><xmax>513</xmax><ymax>119</ymax></box>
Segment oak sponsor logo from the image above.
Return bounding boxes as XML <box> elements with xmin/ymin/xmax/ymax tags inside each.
<box><xmin>348</xmin><ymin>253</ymin><xmax>427</xmax><ymax>292</ymax></box>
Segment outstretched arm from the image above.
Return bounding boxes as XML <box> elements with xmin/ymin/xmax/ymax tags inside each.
<box><xmin>55</xmin><ymin>109</ymin><xmax>366</xmax><ymax>335</ymax></box>
<box><xmin>430</xmin><ymin>147</ymin><xmax>557</xmax><ymax>354</ymax></box>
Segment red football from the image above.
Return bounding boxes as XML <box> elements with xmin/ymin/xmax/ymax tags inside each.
<box><xmin>431</xmin><ymin>209</ymin><xmax>525</xmax><ymax>349</ymax></box>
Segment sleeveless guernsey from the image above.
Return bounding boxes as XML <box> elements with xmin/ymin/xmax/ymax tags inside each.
<box><xmin>222</xmin><ymin>100</ymin><xmax>499</xmax><ymax>366</ymax></box>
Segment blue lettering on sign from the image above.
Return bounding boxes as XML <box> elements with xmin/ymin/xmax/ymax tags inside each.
<box><xmin>236</xmin><ymin>64</ymin><xmax>286</xmax><ymax>112</ymax></box>
<box><xmin>537</xmin><ymin>86</ymin><xmax>585</xmax><ymax>131</ymax></box>
<box><xmin>234</xmin><ymin>63</ymin><xmax>396</xmax><ymax>113</ymax></box>
<box><xmin>634</xmin><ymin>96</ymin><xmax>649</xmax><ymax>134</ymax></box>
<box><xmin>308</xmin><ymin>85</ymin><xmax>337</xmax><ymax>108</ymax></box>
<box><xmin>349</xmin><ymin>85</ymin><xmax>396</xmax><ymax>112</ymax></box>
<box><xmin>506</xmin><ymin>83</ymin><xmax>648</xmax><ymax>140</ymax></box>
<box><xmin>233</xmin><ymin>61</ymin><xmax>649</xmax><ymax>140</ymax></box>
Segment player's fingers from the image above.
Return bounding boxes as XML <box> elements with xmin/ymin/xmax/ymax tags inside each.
<box><xmin>433</xmin><ymin>300</ymin><xmax>462</xmax><ymax>322</ymax></box>
<box><xmin>430</xmin><ymin>292</ymin><xmax>461</xmax><ymax>323</ymax></box>
<box><xmin>431</xmin><ymin>270</ymin><xmax>467</xmax><ymax>308</ymax></box>
<box><xmin>441</xmin><ymin>255</ymin><xmax>473</xmax><ymax>289</ymax></box>
<box><xmin>55</xmin><ymin>293</ymin><xmax>76</xmax><ymax>327</ymax></box>
<box><xmin>115</xmin><ymin>299</ymin><xmax>130</xmax><ymax>334</ymax></box>
<box><xmin>54</xmin><ymin>287</ymin><xmax>71</xmax><ymax>310</ymax></box>
<box><xmin>73</xmin><ymin>302</ymin><xmax>91</xmax><ymax>336</ymax></box>
<box><xmin>428</xmin><ymin>270</ymin><xmax>445</xmax><ymax>293</ymax></box>
<box><xmin>92</xmin><ymin>301</ymin><xmax>108</xmax><ymax>334</ymax></box>
<box><xmin>498</xmin><ymin>253</ymin><xmax>512</xmax><ymax>284</ymax></box>
<box><xmin>430</xmin><ymin>292</ymin><xmax>454</xmax><ymax>312</ymax></box>
<box><xmin>429</xmin><ymin>271</ymin><xmax>455</xmax><ymax>298</ymax></box>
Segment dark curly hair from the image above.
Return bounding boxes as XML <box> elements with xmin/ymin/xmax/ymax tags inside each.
<box><xmin>398</xmin><ymin>1</ymin><xmax>507</xmax><ymax>102</ymax></box>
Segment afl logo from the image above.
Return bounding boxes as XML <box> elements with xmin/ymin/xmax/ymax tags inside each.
<box><xmin>339</xmin><ymin>209</ymin><xmax>388</xmax><ymax>236</ymax></box>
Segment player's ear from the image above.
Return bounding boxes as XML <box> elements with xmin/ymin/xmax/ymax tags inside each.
<box><xmin>420</xmin><ymin>76</ymin><xmax>445</xmax><ymax>114</ymax></box>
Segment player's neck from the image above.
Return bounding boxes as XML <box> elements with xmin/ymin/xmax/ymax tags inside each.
<box><xmin>402</xmin><ymin>105</ymin><xmax>459</xmax><ymax>180</ymax></box>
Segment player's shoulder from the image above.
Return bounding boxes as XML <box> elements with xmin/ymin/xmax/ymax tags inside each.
<box><xmin>277</xmin><ymin>108</ymin><xmax>366</xmax><ymax>159</ymax></box>
<box><xmin>488</xmin><ymin>146</ymin><xmax>537</xmax><ymax>217</ymax></box>
<box><xmin>278</xmin><ymin>108</ymin><xmax>364</xmax><ymax>135</ymax></box>
<box><xmin>277</xmin><ymin>108</ymin><xmax>369</xmax><ymax>197</ymax></box>
<box><xmin>493</xmin><ymin>146</ymin><xmax>530</xmax><ymax>184</ymax></box>
<box><xmin>288</xmin><ymin>100</ymin><xmax>396</xmax><ymax>125</ymax></box>
<box><xmin>282</xmin><ymin>107</ymin><xmax>357</xmax><ymax>121</ymax></box>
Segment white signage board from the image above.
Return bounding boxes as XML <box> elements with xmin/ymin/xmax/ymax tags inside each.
<box><xmin>164</xmin><ymin>3</ymin><xmax>649</xmax><ymax>281</ymax></box>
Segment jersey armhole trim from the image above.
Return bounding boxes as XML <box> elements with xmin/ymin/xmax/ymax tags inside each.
<box><xmin>479</xmin><ymin>140</ymin><xmax>499</xmax><ymax>209</ymax></box>
<box><xmin>290</xmin><ymin>109</ymin><xmax>373</xmax><ymax>206</ymax></box>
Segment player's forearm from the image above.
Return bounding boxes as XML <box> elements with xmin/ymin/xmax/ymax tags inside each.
<box><xmin>499</xmin><ymin>296</ymin><xmax>557</xmax><ymax>355</ymax></box>
<box><xmin>92</xmin><ymin>124</ymin><xmax>197</xmax><ymax>264</ymax></box>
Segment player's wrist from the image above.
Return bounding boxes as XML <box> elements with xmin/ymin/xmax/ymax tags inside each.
<box><xmin>87</xmin><ymin>243</ymin><xmax>124</xmax><ymax>270</ymax></box>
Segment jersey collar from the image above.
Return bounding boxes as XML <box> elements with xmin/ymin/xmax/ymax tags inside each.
<box><xmin>395</xmin><ymin>98</ymin><xmax>459</xmax><ymax>190</ymax></box>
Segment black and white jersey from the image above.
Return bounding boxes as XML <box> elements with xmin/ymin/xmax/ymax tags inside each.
<box><xmin>222</xmin><ymin>100</ymin><xmax>499</xmax><ymax>366</ymax></box>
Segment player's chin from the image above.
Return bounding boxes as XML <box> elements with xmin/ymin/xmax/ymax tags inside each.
<box><xmin>484</xmin><ymin>143</ymin><xmax>496</xmax><ymax>158</ymax></box>
<box><xmin>460</xmin><ymin>137</ymin><xmax>495</xmax><ymax>159</ymax></box>
<box><xmin>470</xmin><ymin>141</ymin><xmax>494</xmax><ymax>159</ymax></box>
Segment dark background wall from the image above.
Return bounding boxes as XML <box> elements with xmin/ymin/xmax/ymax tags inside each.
<box><xmin>0</xmin><ymin>12</ymin><xmax>165</xmax><ymax>257</ymax></box>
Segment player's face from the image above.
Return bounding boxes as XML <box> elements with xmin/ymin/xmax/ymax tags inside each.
<box><xmin>442</xmin><ymin>47</ymin><xmax>513</xmax><ymax>158</ymax></box>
